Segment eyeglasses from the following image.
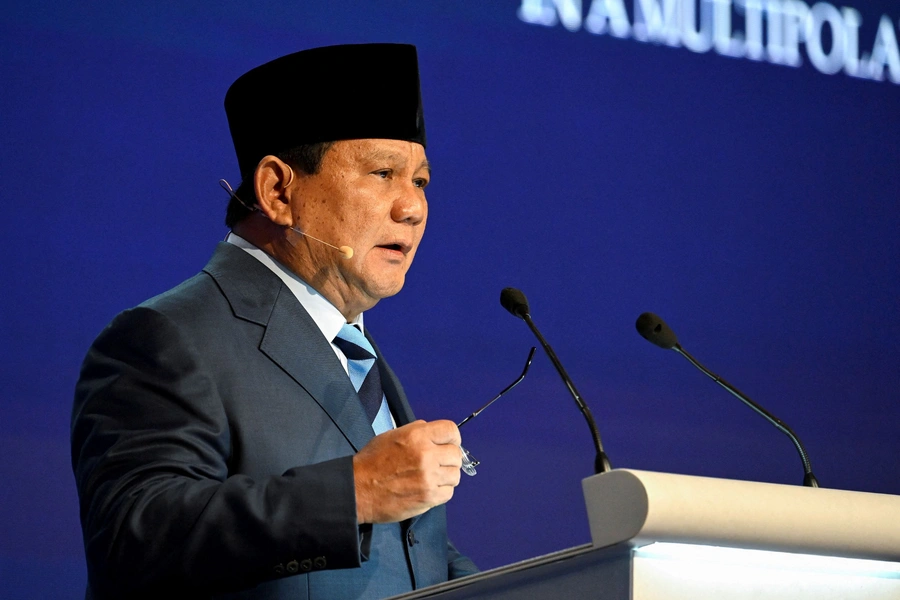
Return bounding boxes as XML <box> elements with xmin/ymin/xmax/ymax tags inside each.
<box><xmin>458</xmin><ymin>347</ymin><xmax>536</xmax><ymax>476</ymax></box>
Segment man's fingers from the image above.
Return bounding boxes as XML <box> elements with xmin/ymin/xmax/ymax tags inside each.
<box><xmin>354</xmin><ymin>419</ymin><xmax>467</xmax><ymax>524</ymax></box>
<box><xmin>438</xmin><ymin>465</ymin><xmax>462</xmax><ymax>488</ymax></box>
<box><xmin>423</xmin><ymin>419</ymin><xmax>461</xmax><ymax>446</ymax></box>
<box><xmin>434</xmin><ymin>443</ymin><xmax>463</xmax><ymax>469</ymax></box>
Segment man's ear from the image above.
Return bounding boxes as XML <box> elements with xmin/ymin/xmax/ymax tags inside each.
<box><xmin>253</xmin><ymin>156</ymin><xmax>295</xmax><ymax>226</ymax></box>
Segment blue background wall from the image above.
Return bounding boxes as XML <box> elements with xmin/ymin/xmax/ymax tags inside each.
<box><xmin>2</xmin><ymin>1</ymin><xmax>898</xmax><ymax>596</ymax></box>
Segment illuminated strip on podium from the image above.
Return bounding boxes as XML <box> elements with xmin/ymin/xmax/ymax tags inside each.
<box><xmin>633</xmin><ymin>543</ymin><xmax>900</xmax><ymax>599</ymax></box>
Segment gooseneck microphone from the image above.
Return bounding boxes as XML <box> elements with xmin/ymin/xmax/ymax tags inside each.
<box><xmin>500</xmin><ymin>287</ymin><xmax>612</xmax><ymax>474</ymax></box>
<box><xmin>635</xmin><ymin>312</ymin><xmax>819</xmax><ymax>488</ymax></box>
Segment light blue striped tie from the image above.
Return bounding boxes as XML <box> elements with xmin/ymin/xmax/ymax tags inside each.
<box><xmin>333</xmin><ymin>324</ymin><xmax>393</xmax><ymax>434</ymax></box>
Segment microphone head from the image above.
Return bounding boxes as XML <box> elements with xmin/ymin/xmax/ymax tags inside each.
<box><xmin>500</xmin><ymin>287</ymin><xmax>530</xmax><ymax>319</ymax></box>
<box><xmin>339</xmin><ymin>246</ymin><xmax>354</xmax><ymax>259</ymax></box>
<box><xmin>635</xmin><ymin>312</ymin><xmax>679</xmax><ymax>349</ymax></box>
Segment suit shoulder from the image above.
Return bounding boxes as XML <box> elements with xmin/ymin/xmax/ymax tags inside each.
<box><xmin>132</xmin><ymin>242</ymin><xmax>281</xmax><ymax>325</ymax></box>
<box><xmin>139</xmin><ymin>271</ymin><xmax>225</xmax><ymax>320</ymax></box>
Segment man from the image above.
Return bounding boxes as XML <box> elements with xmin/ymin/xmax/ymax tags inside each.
<box><xmin>72</xmin><ymin>43</ymin><xmax>478</xmax><ymax>599</ymax></box>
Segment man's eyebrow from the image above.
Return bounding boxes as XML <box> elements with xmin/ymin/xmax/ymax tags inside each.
<box><xmin>366</xmin><ymin>150</ymin><xmax>431</xmax><ymax>174</ymax></box>
<box><xmin>367</xmin><ymin>150</ymin><xmax>405</xmax><ymax>164</ymax></box>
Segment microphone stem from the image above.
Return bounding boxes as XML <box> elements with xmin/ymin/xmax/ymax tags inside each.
<box><xmin>674</xmin><ymin>344</ymin><xmax>819</xmax><ymax>488</ymax></box>
<box><xmin>522</xmin><ymin>313</ymin><xmax>611</xmax><ymax>474</ymax></box>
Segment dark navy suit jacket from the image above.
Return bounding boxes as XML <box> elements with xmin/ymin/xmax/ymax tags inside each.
<box><xmin>72</xmin><ymin>242</ymin><xmax>477</xmax><ymax>599</ymax></box>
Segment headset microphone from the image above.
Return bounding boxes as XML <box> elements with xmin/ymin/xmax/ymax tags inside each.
<box><xmin>288</xmin><ymin>227</ymin><xmax>354</xmax><ymax>259</ymax></box>
<box><xmin>218</xmin><ymin>178</ymin><xmax>354</xmax><ymax>259</ymax></box>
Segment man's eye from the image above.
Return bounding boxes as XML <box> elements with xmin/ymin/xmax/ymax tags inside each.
<box><xmin>414</xmin><ymin>178</ymin><xmax>429</xmax><ymax>189</ymax></box>
<box><xmin>374</xmin><ymin>170</ymin><xmax>391</xmax><ymax>179</ymax></box>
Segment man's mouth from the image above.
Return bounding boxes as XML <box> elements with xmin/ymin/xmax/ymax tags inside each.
<box><xmin>376</xmin><ymin>242</ymin><xmax>410</xmax><ymax>254</ymax></box>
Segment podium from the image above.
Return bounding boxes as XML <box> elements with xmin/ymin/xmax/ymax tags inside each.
<box><xmin>390</xmin><ymin>469</ymin><xmax>900</xmax><ymax>599</ymax></box>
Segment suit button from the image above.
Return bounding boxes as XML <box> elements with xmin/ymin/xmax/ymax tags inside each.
<box><xmin>407</xmin><ymin>529</ymin><xmax>417</xmax><ymax>547</ymax></box>
<box><xmin>273</xmin><ymin>563</ymin><xmax>285</xmax><ymax>575</ymax></box>
<box><xmin>313</xmin><ymin>556</ymin><xmax>327</xmax><ymax>569</ymax></box>
<box><xmin>300</xmin><ymin>559</ymin><xmax>313</xmax><ymax>572</ymax></box>
<box><xmin>286</xmin><ymin>560</ymin><xmax>299</xmax><ymax>574</ymax></box>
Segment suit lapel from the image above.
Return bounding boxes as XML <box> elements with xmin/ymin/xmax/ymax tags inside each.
<box><xmin>204</xmin><ymin>242</ymin><xmax>375</xmax><ymax>452</ymax></box>
<box><xmin>260</xmin><ymin>290</ymin><xmax>375</xmax><ymax>452</ymax></box>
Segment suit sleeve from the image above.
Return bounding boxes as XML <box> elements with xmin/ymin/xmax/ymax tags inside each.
<box><xmin>72</xmin><ymin>307</ymin><xmax>363</xmax><ymax>597</ymax></box>
<box><xmin>447</xmin><ymin>540</ymin><xmax>479</xmax><ymax>579</ymax></box>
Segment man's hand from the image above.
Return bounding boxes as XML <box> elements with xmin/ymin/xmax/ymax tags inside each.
<box><xmin>353</xmin><ymin>420</ymin><xmax>463</xmax><ymax>524</ymax></box>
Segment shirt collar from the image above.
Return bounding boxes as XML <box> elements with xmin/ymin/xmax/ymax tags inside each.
<box><xmin>225</xmin><ymin>232</ymin><xmax>363</xmax><ymax>341</ymax></box>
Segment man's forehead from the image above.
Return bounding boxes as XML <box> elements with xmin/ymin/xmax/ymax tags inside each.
<box><xmin>330</xmin><ymin>139</ymin><xmax>429</xmax><ymax>170</ymax></box>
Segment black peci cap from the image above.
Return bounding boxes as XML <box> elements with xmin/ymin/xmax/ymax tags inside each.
<box><xmin>225</xmin><ymin>43</ymin><xmax>426</xmax><ymax>179</ymax></box>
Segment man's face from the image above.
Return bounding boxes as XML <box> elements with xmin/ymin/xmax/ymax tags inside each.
<box><xmin>286</xmin><ymin>139</ymin><xmax>429</xmax><ymax>317</ymax></box>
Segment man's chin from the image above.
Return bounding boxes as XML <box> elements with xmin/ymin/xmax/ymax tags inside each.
<box><xmin>363</xmin><ymin>277</ymin><xmax>407</xmax><ymax>304</ymax></box>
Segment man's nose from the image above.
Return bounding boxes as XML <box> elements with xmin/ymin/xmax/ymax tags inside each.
<box><xmin>391</xmin><ymin>183</ymin><xmax>426</xmax><ymax>225</ymax></box>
